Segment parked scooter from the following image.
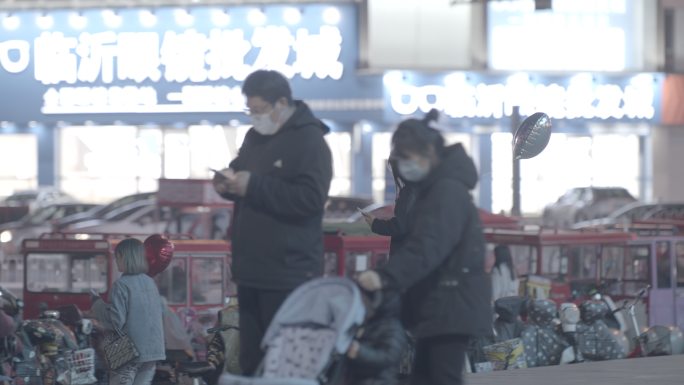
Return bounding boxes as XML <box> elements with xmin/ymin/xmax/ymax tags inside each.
<box><xmin>54</xmin><ymin>306</ymin><xmax>94</xmax><ymax>351</ymax></box>
<box><xmin>519</xmin><ymin>299</ymin><xmax>569</xmax><ymax>368</ymax></box>
<box><xmin>0</xmin><ymin>286</ymin><xmax>23</xmax><ymax>384</ymax></box>
<box><xmin>469</xmin><ymin>296</ymin><xmax>528</xmax><ymax>372</ymax></box>
<box><xmin>612</xmin><ymin>286</ymin><xmax>684</xmax><ymax>357</ymax></box>
<box><xmin>10</xmin><ymin>305</ymin><xmax>96</xmax><ymax>385</ymax></box>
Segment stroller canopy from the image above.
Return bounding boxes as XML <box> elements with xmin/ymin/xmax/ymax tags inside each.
<box><xmin>262</xmin><ymin>277</ymin><xmax>366</xmax><ymax>354</ymax></box>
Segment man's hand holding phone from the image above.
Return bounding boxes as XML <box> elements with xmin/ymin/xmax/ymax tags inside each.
<box><xmin>211</xmin><ymin>168</ymin><xmax>250</xmax><ymax>197</ymax></box>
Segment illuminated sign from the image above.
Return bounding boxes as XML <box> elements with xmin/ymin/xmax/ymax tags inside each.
<box><xmin>0</xmin><ymin>5</ymin><xmax>352</xmax><ymax>119</ymax></box>
<box><xmin>385</xmin><ymin>72</ymin><xmax>659</xmax><ymax>121</ymax></box>
<box><xmin>488</xmin><ymin>0</ymin><xmax>638</xmax><ymax>72</ymax></box>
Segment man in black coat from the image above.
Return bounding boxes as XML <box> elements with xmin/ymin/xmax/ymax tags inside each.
<box><xmin>358</xmin><ymin>132</ymin><xmax>493</xmax><ymax>384</ymax></box>
<box><xmin>213</xmin><ymin>70</ymin><xmax>333</xmax><ymax>375</ymax></box>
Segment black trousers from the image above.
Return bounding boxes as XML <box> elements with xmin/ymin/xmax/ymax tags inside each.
<box><xmin>411</xmin><ymin>334</ymin><xmax>470</xmax><ymax>385</ymax></box>
<box><xmin>237</xmin><ymin>285</ymin><xmax>292</xmax><ymax>375</ymax></box>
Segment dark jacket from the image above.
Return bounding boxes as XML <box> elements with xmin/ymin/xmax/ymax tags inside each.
<box><xmin>370</xmin><ymin>185</ymin><xmax>417</xmax><ymax>255</ymax></box>
<box><xmin>348</xmin><ymin>293</ymin><xmax>407</xmax><ymax>385</ymax></box>
<box><xmin>218</xmin><ymin>101</ymin><xmax>333</xmax><ymax>289</ymax></box>
<box><xmin>377</xmin><ymin>144</ymin><xmax>493</xmax><ymax>338</ymax></box>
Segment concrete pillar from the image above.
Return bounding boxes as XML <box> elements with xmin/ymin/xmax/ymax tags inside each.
<box><xmin>477</xmin><ymin>133</ymin><xmax>493</xmax><ymax>211</ymax></box>
<box><xmin>652</xmin><ymin>125</ymin><xmax>684</xmax><ymax>201</ymax></box>
<box><xmin>36</xmin><ymin>124</ymin><xmax>55</xmax><ymax>187</ymax></box>
<box><xmin>351</xmin><ymin>121</ymin><xmax>373</xmax><ymax>198</ymax></box>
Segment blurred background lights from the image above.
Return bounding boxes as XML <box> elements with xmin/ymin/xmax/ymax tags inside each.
<box><xmin>247</xmin><ymin>8</ymin><xmax>266</xmax><ymax>26</ymax></box>
<box><xmin>139</xmin><ymin>9</ymin><xmax>157</xmax><ymax>28</ymax></box>
<box><xmin>174</xmin><ymin>8</ymin><xmax>194</xmax><ymax>27</ymax></box>
<box><xmin>283</xmin><ymin>7</ymin><xmax>302</xmax><ymax>25</ymax></box>
<box><xmin>323</xmin><ymin>7</ymin><xmax>341</xmax><ymax>25</ymax></box>
<box><xmin>383</xmin><ymin>71</ymin><xmax>404</xmax><ymax>88</ymax></box>
<box><xmin>2</xmin><ymin>13</ymin><xmax>20</xmax><ymax>30</ymax></box>
<box><xmin>210</xmin><ymin>9</ymin><xmax>230</xmax><ymax>27</ymax></box>
<box><xmin>101</xmin><ymin>9</ymin><xmax>122</xmax><ymax>29</ymax></box>
<box><xmin>68</xmin><ymin>12</ymin><xmax>88</xmax><ymax>29</ymax></box>
<box><xmin>36</xmin><ymin>13</ymin><xmax>54</xmax><ymax>29</ymax></box>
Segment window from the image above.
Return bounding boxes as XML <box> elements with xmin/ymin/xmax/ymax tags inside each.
<box><xmin>155</xmin><ymin>258</ymin><xmax>187</xmax><ymax>304</ymax></box>
<box><xmin>165</xmin><ymin>208</ymin><xmax>232</xmax><ymax>240</ymax></box>
<box><xmin>323</xmin><ymin>252</ymin><xmax>339</xmax><ymax>277</ymax></box>
<box><xmin>191</xmin><ymin>258</ymin><xmax>223</xmax><ymax>305</ymax></box>
<box><xmin>499</xmin><ymin>245</ymin><xmax>534</xmax><ymax>276</ymax></box>
<box><xmin>492</xmin><ymin>132</ymin><xmax>640</xmax><ymax>215</ymax></box>
<box><xmin>541</xmin><ymin>246</ymin><xmax>562</xmax><ymax>275</ymax></box>
<box><xmin>26</xmin><ymin>253</ymin><xmax>107</xmax><ymax>293</ymax></box>
<box><xmin>346</xmin><ymin>252</ymin><xmax>371</xmax><ymax>276</ymax></box>
<box><xmin>677</xmin><ymin>242</ymin><xmax>684</xmax><ymax>288</ymax></box>
<box><xmin>325</xmin><ymin>132</ymin><xmax>352</xmax><ymax>197</ymax></box>
<box><xmin>656</xmin><ymin>241</ymin><xmax>672</xmax><ymax>289</ymax></box>
<box><xmin>623</xmin><ymin>246</ymin><xmax>651</xmax><ymax>294</ymax></box>
<box><xmin>0</xmin><ymin>256</ymin><xmax>23</xmax><ymax>293</ymax></box>
<box><xmin>601</xmin><ymin>247</ymin><xmax>625</xmax><ymax>281</ymax></box>
<box><xmin>0</xmin><ymin>134</ymin><xmax>37</xmax><ymax>196</ymax></box>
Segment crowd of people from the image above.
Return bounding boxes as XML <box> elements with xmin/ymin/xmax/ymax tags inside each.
<box><xmin>210</xmin><ymin>70</ymin><xmax>493</xmax><ymax>385</ymax></box>
<box><xmin>21</xmin><ymin>69</ymin><xmax>498</xmax><ymax>385</ymax></box>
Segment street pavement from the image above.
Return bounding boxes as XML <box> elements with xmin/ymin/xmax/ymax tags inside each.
<box><xmin>465</xmin><ymin>355</ymin><xmax>684</xmax><ymax>385</ymax></box>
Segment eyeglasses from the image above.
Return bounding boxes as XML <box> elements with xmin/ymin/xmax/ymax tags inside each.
<box><xmin>244</xmin><ymin>104</ymin><xmax>273</xmax><ymax>116</ymax></box>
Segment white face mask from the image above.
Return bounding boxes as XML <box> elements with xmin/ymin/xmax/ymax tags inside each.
<box><xmin>251</xmin><ymin>112</ymin><xmax>280</xmax><ymax>135</ymax></box>
<box><xmin>251</xmin><ymin>104</ymin><xmax>283</xmax><ymax>135</ymax></box>
<box><xmin>397</xmin><ymin>158</ymin><xmax>430</xmax><ymax>182</ymax></box>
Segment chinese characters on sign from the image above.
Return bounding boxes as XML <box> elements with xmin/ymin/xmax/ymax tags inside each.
<box><xmin>387</xmin><ymin>73</ymin><xmax>656</xmax><ymax>120</ymax></box>
<box><xmin>0</xmin><ymin>25</ymin><xmax>345</xmax><ymax>114</ymax></box>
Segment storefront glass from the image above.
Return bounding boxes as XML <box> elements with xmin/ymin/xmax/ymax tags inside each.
<box><xmin>325</xmin><ymin>132</ymin><xmax>352</xmax><ymax>197</ymax></box>
<box><xmin>0</xmin><ymin>134</ymin><xmax>38</xmax><ymax>197</ymax></box>
<box><xmin>59</xmin><ymin>123</ymin><xmax>352</xmax><ymax>203</ymax></box>
<box><xmin>492</xmin><ymin>131</ymin><xmax>640</xmax><ymax>214</ymax></box>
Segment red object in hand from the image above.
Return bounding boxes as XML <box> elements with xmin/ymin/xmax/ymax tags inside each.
<box><xmin>144</xmin><ymin>234</ymin><xmax>174</xmax><ymax>277</ymax></box>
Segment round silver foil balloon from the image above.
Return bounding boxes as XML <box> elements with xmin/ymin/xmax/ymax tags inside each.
<box><xmin>513</xmin><ymin>112</ymin><xmax>552</xmax><ymax>160</ymax></box>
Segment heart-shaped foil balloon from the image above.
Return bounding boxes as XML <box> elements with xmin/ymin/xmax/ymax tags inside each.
<box><xmin>513</xmin><ymin>112</ymin><xmax>552</xmax><ymax>160</ymax></box>
<box><xmin>144</xmin><ymin>234</ymin><xmax>174</xmax><ymax>277</ymax></box>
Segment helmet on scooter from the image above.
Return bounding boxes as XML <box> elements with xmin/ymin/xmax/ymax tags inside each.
<box><xmin>642</xmin><ymin>325</ymin><xmax>680</xmax><ymax>356</ymax></box>
<box><xmin>494</xmin><ymin>296</ymin><xmax>526</xmax><ymax>322</ymax></box>
<box><xmin>527</xmin><ymin>299</ymin><xmax>557</xmax><ymax>326</ymax></box>
<box><xmin>610</xmin><ymin>329</ymin><xmax>630</xmax><ymax>356</ymax></box>
<box><xmin>579</xmin><ymin>300</ymin><xmax>609</xmax><ymax>323</ymax></box>
<box><xmin>669</xmin><ymin>326</ymin><xmax>684</xmax><ymax>355</ymax></box>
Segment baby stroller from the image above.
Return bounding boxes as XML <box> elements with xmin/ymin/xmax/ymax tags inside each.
<box><xmin>219</xmin><ymin>277</ymin><xmax>366</xmax><ymax>385</ymax></box>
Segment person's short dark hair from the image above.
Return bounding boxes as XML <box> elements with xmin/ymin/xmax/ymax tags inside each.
<box><xmin>391</xmin><ymin>112</ymin><xmax>445</xmax><ymax>159</ymax></box>
<box><xmin>242</xmin><ymin>70</ymin><xmax>293</xmax><ymax>105</ymax></box>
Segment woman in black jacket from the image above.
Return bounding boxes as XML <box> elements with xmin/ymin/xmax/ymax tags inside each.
<box><xmin>362</xmin><ymin>110</ymin><xmax>438</xmax><ymax>255</ymax></box>
<box><xmin>357</xmin><ymin>118</ymin><xmax>492</xmax><ymax>385</ymax></box>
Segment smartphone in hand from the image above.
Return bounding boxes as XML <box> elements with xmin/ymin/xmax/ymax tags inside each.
<box><xmin>89</xmin><ymin>289</ymin><xmax>99</xmax><ymax>297</ymax></box>
<box><xmin>357</xmin><ymin>207</ymin><xmax>372</xmax><ymax>218</ymax></box>
<box><xmin>209</xmin><ymin>168</ymin><xmax>234</xmax><ymax>181</ymax></box>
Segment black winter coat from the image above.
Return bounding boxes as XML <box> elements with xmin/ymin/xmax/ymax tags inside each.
<box><xmin>217</xmin><ymin>101</ymin><xmax>333</xmax><ymax>290</ymax></box>
<box><xmin>347</xmin><ymin>293</ymin><xmax>407</xmax><ymax>385</ymax></box>
<box><xmin>377</xmin><ymin>144</ymin><xmax>493</xmax><ymax>338</ymax></box>
<box><xmin>370</xmin><ymin>184</ymin><xmax>417</xmax><ymax>255</ymax></box>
